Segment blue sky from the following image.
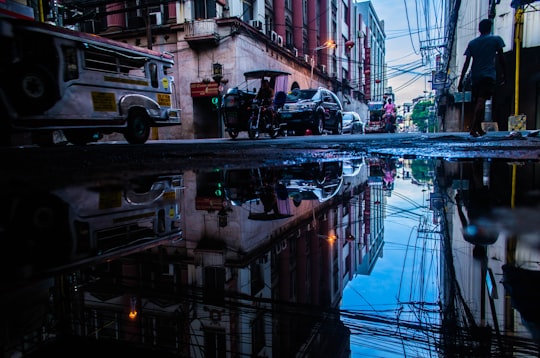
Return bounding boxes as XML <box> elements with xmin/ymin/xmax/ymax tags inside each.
<box><xmin>366</xmin><ymin>0</ymin><xmax>446</xmax><ymax>104</ymax></box>
<box><xmin>341</xmin><ymin>169</ymin><xmax>441</xmax><ymax>356</ymax></box>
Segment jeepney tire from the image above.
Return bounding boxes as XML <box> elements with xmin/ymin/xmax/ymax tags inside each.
<box><xmin>125</xmin><ymin>109</ymin><xmax>151</xmax><ymax>144</ymax></box>
<box><xmin>11</xmin><ymin>64</ymin><xmax>59</xmax><ymax>115</ymax></box>
<box><xmin>228</xmin><ymin>129</ymin><xmax>239</xmax><ymax>139</ymax></box>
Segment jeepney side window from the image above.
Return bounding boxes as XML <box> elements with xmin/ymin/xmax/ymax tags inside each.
<box><xmin>62</xmin><ymin>46</ymin><xmax>79</xmax><ymax>81</ymax></box>
<box><xmin>119</xmin><ymin>56</ymin><xmax>146</xmax><ymax>77</ymax></box>
<box><xmin>84</xmin><ymin>48</ymin><xmax>116</xmax><ymax>73</ymax></box>
<box><xmin>149</xmin><ymin>62</ymin><xmax>158</xmax><ymax>88</ymax></box>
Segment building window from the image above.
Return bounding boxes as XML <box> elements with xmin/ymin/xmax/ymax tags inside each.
<box><xmin>205</xmin><ymin>329</ymin><xmax>226</xmax><ymax>358</ymax></box>
<box><xmin>252</xmin><ymin>313</ymin><xmax>266</xmax><ymax>354</ymax></box>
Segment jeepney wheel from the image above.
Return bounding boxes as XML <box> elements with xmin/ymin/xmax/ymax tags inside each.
<box><xmin>228</xmin><ymin>129</ymin><xmax>239</xmax><ymax>139</ymax></box>
<box><xmin>125</xmin><ymin>109</ymin><xmax>151</xmax><ymax>144</ymax></box>
<box><xmin>247</xmin><ymin>117</ymin><xmax>260</xmax><ymax>139</ymax></box>
<box><xmin>314</xmin><ymin>113</ymin><xmax>325</xmax><ymax>135</ymax></box>
<box><xmin>11</xmin><ymin>64</ymin><xmax>59</xmax><ymax>115</ymax></box>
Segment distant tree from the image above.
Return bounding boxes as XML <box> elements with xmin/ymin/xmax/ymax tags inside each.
<box><xmin>411</xmin><ymin>99</ymin><xmax>434</xmax><ymax>132</ymax></box>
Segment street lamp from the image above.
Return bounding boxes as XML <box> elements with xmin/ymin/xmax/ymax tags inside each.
<box><xmin>212</xmin><ymin>63</ymin><xmax>223</xmax><ymax>83</ymax></box>
<box><xmin>310</xmin><ymin>40</ymin><xmax>336</xmax><ymax>88</ymax></box>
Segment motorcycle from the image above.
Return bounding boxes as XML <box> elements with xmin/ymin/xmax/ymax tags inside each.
<box><xmin>221</xmin><ymin>69</ymin><xmax>290</xmax><ymax>139</ymax></box>
<box><xmin>247</xmin><ymin>96</ymin><xmax>287</xmax><ymax>139</ymax></box>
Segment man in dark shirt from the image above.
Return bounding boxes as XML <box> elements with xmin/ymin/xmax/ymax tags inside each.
<box><xmin>458</xmin><ymin>18</ymin><xmax>506</xmax><ymax>137</ymax></box>
<box><xmin>256</xmin><ymin>79</ymin><xmax>274</xmax><ymax>106</ymax></box>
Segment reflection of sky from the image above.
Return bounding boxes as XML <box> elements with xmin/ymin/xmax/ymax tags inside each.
<box><xmin>342</xmin><ymin>170</ymin><xmax>441</xmax><ymax>356</ymax></box>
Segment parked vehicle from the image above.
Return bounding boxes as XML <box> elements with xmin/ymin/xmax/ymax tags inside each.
<box><xmin>221</xmin><ymin>69</ymin><xmax>290</xmax><ymax>139</ymax></box>
<box><xmin>278</xmin><ymin>87</ymin><xmax>343</xmax><ymax>135</ymax></box>
<box><xmin>342</xmin><ymin>111</ymin><xmax>366</xmax><ymax>134</ymax></box>
<box><xmin>365</xmin><ymin>101</ymin><xmax>386</xmax><ymax>133</ymax></box>
<box><xmin>0</xmin><ymin>18</ymin><xmax>181</xmax><ymax>146</ymax></box>
<box><xmin>221</xmin><ymin>87</ymin><xmax>255</xmax><ymax>139</ymax></box>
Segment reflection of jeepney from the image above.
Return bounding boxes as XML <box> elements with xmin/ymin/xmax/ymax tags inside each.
<box><xmin>365</xmin><ymin>101</ymin><xmax>386</xmax><ymax>133</ymax></box>
<box><xmin>5</xmin><ymin>175</ymin><xmax>183</xmax><ymax>272</ymax></box>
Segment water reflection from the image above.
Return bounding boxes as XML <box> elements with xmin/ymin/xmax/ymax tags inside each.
<box><xmin>2</xmin><ymin>156</ymin><xmax>539</xmax><ymax>356</ymax></box>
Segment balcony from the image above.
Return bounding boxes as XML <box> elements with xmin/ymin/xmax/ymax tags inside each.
<box><xmin>184</xmin><ymin>19</ymin><xmax>220</xmax><ymax>48</ymax></box>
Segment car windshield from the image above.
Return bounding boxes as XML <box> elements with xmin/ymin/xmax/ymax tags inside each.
<box><xmin>286</xmin><ymin>89</ymin><xmax>318</xmax><ymax>102</ymax></box>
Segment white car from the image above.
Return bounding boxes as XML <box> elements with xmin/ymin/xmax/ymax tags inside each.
<box><xmin>342</xmin><ymin>111</ymin><xmax>366</xmax><ymax>134</ymax></box>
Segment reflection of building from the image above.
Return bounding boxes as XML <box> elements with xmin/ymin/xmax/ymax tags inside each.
<box><xmin>355</xmin><ymin>158</ymin><xmax>386</xmax><ymax>275</ymax></box>
<box><xmin>4</xmin><ymin>159</ymin><xmax>378</xmax><ymax>356</ymax></box>
<box><xmin>440</xmin><ymin>159</ymin><xmax>540</xmax><ymax>352</ymax></box>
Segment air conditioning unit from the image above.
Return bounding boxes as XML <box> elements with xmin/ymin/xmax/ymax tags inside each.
<box><xmin>277</xmin><ymin>35</ymin><xmax>283</xmax><ymax>47</ymax></box>
<box><xmin>270</xmin><ymin>30</ymin><xmax>278</xmax><ymax>43</ymax></box>
<box><xmin>293</xmin><ymin>48</ymin><xmax>298</xmax><ymax>57</ymax></box>
<box><xmin>304</xmin><ymin>54</ymin><xmax>310</xmax><ymax>63</ymax></box>
<box><xmin>321</xmin><ymin>64</ymin><xmax>326</xmax><ymax>73</ymax></box>
<box><xmin>249</xmin><ymin>20</ymin><xmax>262</xmax><ymax>30</ymax></box>
<box><xmin>149</xmin><ymin>12</ymin><xmax>162</xmax><ymax>25</ymax></box>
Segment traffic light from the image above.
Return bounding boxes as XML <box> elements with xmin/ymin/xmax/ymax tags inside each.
<box><xmin>214</xmin><ymin>182</ymin><xmax>223</xmax><ymax>197</ymax></box>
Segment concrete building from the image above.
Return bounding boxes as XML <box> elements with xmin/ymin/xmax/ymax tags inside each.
<box><xmin>354</xmin><ymin>1</ymin><xmax>386</xmax><ymax>103</ymax></box>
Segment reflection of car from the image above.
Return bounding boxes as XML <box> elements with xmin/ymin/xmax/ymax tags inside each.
<box><xmin>278</xmin><ymin>87</ymin><xmax>343</xmax><ymax>135</ymax></box>
<box><xmin>342</xmin><ymin>111</ymin><xmax>366</xmax><ymax>134</ymax></box>
<box><xmin>281</xmin><ymin>161</ymin><xmax>343</xmax><ymax>202</ymax></box>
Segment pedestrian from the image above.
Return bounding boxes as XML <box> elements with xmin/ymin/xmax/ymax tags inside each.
<box><xmin>458</xmin><ymin>18</ymin><xmax>506</xmax><ymax>137</ymax></box>
<box><xmin>383</xmin><ymin>98</ymin><xmax>396</xmax><ymax>133</ymax></box>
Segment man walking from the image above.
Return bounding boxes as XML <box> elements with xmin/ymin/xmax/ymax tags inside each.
<box><xmin>458</xmin><ymin>18</ymin><xmax>506</xmax><ymax>137</ymax></box>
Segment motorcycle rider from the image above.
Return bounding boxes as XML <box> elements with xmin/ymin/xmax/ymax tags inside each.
<box><xmin>254</xmin><ymin>79</ymin><xmax>277</xmax><ymax>130</ymax></box>
<box><xmin>256</xmin><ymin>79</ymin><xmax>275</xmax><ymax>106</ymax></box>
<box><xmin>383</xmin><ymin>98</ymin><xmax>396</xmax><ymax>133</ymax></box>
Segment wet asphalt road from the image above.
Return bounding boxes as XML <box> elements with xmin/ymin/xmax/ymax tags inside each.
<box><xmin>3</xmin><ymin>131</ymin><xmax>540</xmax><ymax>187</ymax></box>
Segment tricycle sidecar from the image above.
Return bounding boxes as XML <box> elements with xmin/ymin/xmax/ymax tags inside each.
<box><xmin>221</xmin><ymin>69</ymin><xmax>291</xmax><ymax>139</ymax></box>
<box><xmin>222</xmin><ymin>88</ymin><xmax>256</xmax><ymax>139</ymax></box>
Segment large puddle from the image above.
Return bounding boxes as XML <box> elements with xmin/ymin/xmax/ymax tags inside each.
<box><xmin>2</xmin><ymin>154</ymin><xmax>539</xmax><ymax>356</ymax></box>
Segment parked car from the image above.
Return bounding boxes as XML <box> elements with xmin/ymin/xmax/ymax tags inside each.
<box><xmin>278</xmin><ymin>87</ymin><xmax>343</xmax><ymax>135</ymax></box>
<box><xmin>342</xmin><ymin>111</ymin><xmax>366</xmax><ymax>134</ymax></box>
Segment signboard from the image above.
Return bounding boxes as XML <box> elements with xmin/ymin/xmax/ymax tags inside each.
<box><xmin>431</xmin><ymin>70</ymin><xmax>447</xmax><ymax>90</ymax></box>
<box><xmin>453</xmin><ymin>91</ymin><xmax>471</xmax><ymax>103</ymax></box>
<box><xmin>190</xmin><ymin>82</ymin><xmax>219</xmax><ymax>97</ymax></box>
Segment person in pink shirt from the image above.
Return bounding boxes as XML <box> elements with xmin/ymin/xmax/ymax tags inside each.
<box><xmin>383</xmin><ymin>98</ymin><xmax>396</xmax><ymax>132</ymax></box>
